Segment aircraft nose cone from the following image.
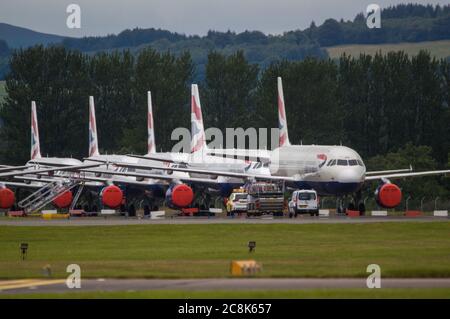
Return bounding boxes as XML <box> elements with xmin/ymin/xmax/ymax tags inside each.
<box><xmin>338</xmin><ymin>168</ymin><xmax>363</xmax><ymax>184</ymax></box>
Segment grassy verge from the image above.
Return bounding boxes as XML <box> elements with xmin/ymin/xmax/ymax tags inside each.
<box><xmin>326</xmin><ymin>40</ymin><xmax>450</xmax><ymax>60</ymax></box>
<box><xmin>2</xmin><ymin>288</ymin><xmax>450</xmax><ymax>299</ymax></box>
<box><xmin>0</xmin><ymin>222</ymin><xmax>449</xmax><ymax>279</ymax></box>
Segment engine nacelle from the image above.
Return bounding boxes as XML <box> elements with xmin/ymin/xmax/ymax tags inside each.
<box><xmin>375</xmin><ymin>183</ymin><xmax>402</xmax><ymax>208</ymax></box>
<box><xmin>52</xmin><ymin>191</ymin><xmax>73</xmax><ymax>208</ymax></box>
<box><xmin>101</xmin><ymin>185</ymin><xmax>123</xmax><ymax>208</ymax></box>
<box><xmin>0</xmin><ymin>187</ymin><xmax>15</xmax><ymax>209</ymax></box>
<box><xmin>165</xmin><ymin>184</ymin><xmax>194</xmax><ymax>208</ymax></box>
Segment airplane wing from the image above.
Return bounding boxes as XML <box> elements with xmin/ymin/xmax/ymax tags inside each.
<box><xmin>23</xmin><ymin>171</ymin><xmax>169</xmax><ymax>187</ymax></box>
<box><xmin>14</xmin><ymin>175</ymin><xmax>106</xmax><ymax>187</ymax></box>
<box><xmin>365</xmin><ymin>169</ymin><xmax>450</xmax><ymax>181</ymax></box>
<box><xmin>79</xmin><ymin>168</ymin><xmax>245</xmax><ymax>185</ymax></box>
<box><xmin>101</xmin><ymin>161</ymin><xmax>302</xmax><ymax>183</ymax></box>
<box><xmin>0</xmin><ymin>180</ymin><xmax>45</xmax><ymax>189</ymax></box>
<box><xmin>27</xmin><ymin>160</ymin><xmax>85</xmax><ymax>167</ymax></box>
<box><xmin>365</xmin><ymin>166</ymin><xmax>413</xmax><ymax>175</ymax></box>
<box><xmin>206</xmin><ymin>149</ymin><xmax>271</xmax><ymax>163</ymax></box>
<box><xmin>124</xmin><ymin>153</ymin><xmax>190</xmax><ymax>164</ymax></box>
<box><xmin>0</xmin><ymin>165</ymin><xmax>31</xmax><ymax>173</ymax></box>
<box><xmin>0</xmin><ymin>163</ymin><xmax>102</xmax><ymax>178</ymax></box>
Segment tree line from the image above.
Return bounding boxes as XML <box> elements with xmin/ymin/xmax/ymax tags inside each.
<box><xmin>0</xmin><ymin>45</ymin><xmax>449</xmax><ymax>197</ymax></box>
<box><xmin>0</xmin><ymin>46</ymin><xmax>193</xmax><ymax>163</ymax></box>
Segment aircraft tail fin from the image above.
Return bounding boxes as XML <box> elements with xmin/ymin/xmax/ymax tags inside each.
<box><xmin>190</xmin><ymin>84</ymin><xmax>207</xmax><ymax>154</ymax></box>
<box><xmin>88</xmin><ymin>96</ymin><xmax>100</xmax><ymax>157</ymax></box>
<box><xmin>30</xmin><ymin>101</ymin><xmax>41</xmax><ymax>160</ymax></box>
<box><xmin>147</xmin><ymin>91</ymin><xmax>156</xmax><ymax>154</ymax></box>
<box><xmin>277</xmin><ymin>77</ymin><xmax>291</xmax><ymax>147</ymax></box>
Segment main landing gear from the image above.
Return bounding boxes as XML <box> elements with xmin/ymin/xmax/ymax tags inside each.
<box><xmin>336</xmin><ymin>192</ymin><xmax>366</xmax><ymax>215</ymax></box>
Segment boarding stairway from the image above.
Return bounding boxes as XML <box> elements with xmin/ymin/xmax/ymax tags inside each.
<box><xmin>18</xmin><ymin>180</ymin><xmax>82</xmax><ymax>213</ymax></box>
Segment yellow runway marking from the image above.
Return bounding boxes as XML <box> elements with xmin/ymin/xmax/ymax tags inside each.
<box><xmin>0</xmin><ymin>279</ymin><xmax>65</xmax><ymax>291</ymax></box>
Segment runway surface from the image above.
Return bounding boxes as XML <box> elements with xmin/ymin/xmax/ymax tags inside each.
<box><xmin>1</xmin><ymin>278</ymin><xmax>450</xmax><ymax>294</ymax></box>
<box><xmin>0</xmin><ymin>216</ymin><xmax>448</xmax><ymax>226</ymax></box>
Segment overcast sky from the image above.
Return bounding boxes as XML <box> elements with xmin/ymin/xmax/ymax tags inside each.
<box><xmin>0</xmin><ymin>0</ymin><xmax>448</xmax><ymax>37</ymax></box>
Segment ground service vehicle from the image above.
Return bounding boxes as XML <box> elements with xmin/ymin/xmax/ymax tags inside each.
<box><xmin>245</xmin><ymin>182</ymin><xmax>284</xmax><ymax>216</ymax></box>
<box><xmin>288</xmin><ymin>189</ymin><xmax>319</xmax><ymax>217</ymax></box>
<box><xmin>226</xmin><ymin>188</ymin><xmax>248</xmax><ymax>215</ymax></box>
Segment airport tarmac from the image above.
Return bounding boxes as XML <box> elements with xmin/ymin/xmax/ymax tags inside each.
<box><xmin>1</xmin><ymin>278</ymin><xmax>450</xmax><ymax>294</ymax></box>
<box><xmin>0</xmin><ymin>215</ymin><xmax>448</xmax><ymax>226</ymax></box>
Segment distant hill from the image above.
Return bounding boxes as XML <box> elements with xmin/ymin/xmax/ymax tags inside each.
<box><xmin>0</xmin><ymin>23</ymin><xmax>67</xmax><ymax>48</ymax></box>
<box><xmin>0</xmin><ymin>3</ymin><xmax>450</xmax><ymax>81</ymax></box>
<box><xmin>63</xmin><ymin>4</ymin><xmax>450</xmax><ymax>53</ymax></box>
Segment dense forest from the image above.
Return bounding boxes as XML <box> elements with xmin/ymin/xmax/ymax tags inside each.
<box><xmin>0</xmin><ymin>45</ymin><xmax>449</xmax><ymax>198</ymax></box>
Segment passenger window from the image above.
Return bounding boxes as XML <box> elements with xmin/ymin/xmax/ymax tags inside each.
<box><xmin>337</xmin><ymin>159</ymin><xmax>348</xmax><ymax>166</ymax></box>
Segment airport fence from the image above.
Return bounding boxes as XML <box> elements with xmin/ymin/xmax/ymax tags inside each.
<box><xmin>320</xmin><ymin>196</ymin><xmax>450</xmax><ymax>214</ymax></box>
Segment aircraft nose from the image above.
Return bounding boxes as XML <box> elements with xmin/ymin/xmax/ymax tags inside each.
<box><xmin>338</xmin><ymin>168</ymin><xmax>363</xmax><ymax>184</ymax></box>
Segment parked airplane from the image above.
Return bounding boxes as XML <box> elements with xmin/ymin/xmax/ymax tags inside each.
<box><xmin>111</xmin><ymin>77</ymin><xmax>450</xmax><ymax>213</ymax></box>
<box><xmin>91</xmin><ymin>84</ymin><xmax>263</xmax><ymax>198</ymax></box>
<box><xmin>54</xmin><ymin>93</ymin><xmax>213</xmax><ymax>211</ymax></box>
<box><xmin>0</xmin><ymin>94</ymin><xmax>200</xmax><ymax>212</ymax></box>
<box><xmin>0</xmin><ymin>101</ymin><xmax>98</xmax><ymax>211</ymax></box>
<box><xmin>80</xmin><ymin>86</ymin><xmax>252</xmax><ymax>209</ymax></box>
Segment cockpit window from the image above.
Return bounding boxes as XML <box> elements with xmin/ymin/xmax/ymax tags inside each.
<box><xmin>357</xmin><ymin>159</ymin><xmax>364</xmax><ymax>166</ymax></box>
<box><xmin>337</xmin><ymin>159</ymin><xmax>348</xmax><ymax>166</ymax></box>
<box><xmin>348</xmin><ymin>159</ymin><xmax>358</xmax><ymax>166</ymax></box>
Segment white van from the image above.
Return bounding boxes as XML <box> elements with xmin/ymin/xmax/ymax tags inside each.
<box><xmin>288</xmin><ymin>189</ymin><xmax>319</xmax><ymax>217</ymax></box>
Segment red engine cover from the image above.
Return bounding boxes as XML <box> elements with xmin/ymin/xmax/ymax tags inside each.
<box><xmin>0</xmin><ymin>187</ymin><xmax>15</xmax><ymax>209</ymax></box>
<box><xmin>52</xmin><ymin>190</ymin><xmax>73</xmax><ymax>208</ymax></box>
<box><xmin>171</xmin><ymin>184</ymin><xmax>194</xmax><ymax>208</ymax></box>
<box><xmin>376</xmin><ymin>183</ymin><xmax>402</xmax><ymax>208</ymax></box>
<box><xmin>101</xmin><ymin>185</ymin><xmax>123</xmax><ymax>208</ymax></box>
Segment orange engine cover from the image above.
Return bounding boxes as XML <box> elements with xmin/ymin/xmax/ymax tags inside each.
<box><xmin>171</xmin><ymin>184</ymin><xmax>194</xmax><ymax>208</ymax></box>
<box><xmin>101</xmin><ymin>185</ymin><xmax>123</xmax><ymax>208</ymax></box>
<box><xmin>0</xmin><ymin>187</ymin><xmax>15</xmax><ymax>209</ymax></box>
<box><xmin>52</xmin><ymin>190</ymin><xmax>73</xmax><ymax>208</ymax></box>
<box><xmin>376</xmin><ymin>183</ymin><xmax>402</xmax><ymax>208</ymax></box>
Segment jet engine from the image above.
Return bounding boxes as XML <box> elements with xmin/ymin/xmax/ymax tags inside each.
<box><xmin>375</xmin><ymin>182</ymin><xmax>402</xmax><ymax>208</ymax></box>
<box><xmin>165</xmin><ymin>183</ymin><xmax>194</xmax><ymax>208</ymax></box>
<box><xmin>0</xmin><ymin>186</ymin><xmax>15</xmax><ymax>209</ymax></box>
<box><xmin>101</xmin><ymin>185</ymin><xmax>123</xmax><ymax>208</ymax></box>
<box><xmin>52</xmin><ymin>191</ymin><xmax>73</xmax><ymax>208</ymax></box>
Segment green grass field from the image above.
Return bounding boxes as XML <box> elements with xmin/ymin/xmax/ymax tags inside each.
<box><xmin>0</xmin><ymin>222</ymin><xmax>449</xmax><ymax>279</ymax></box>
<box><xmin>326</xmin><ymin>40</ymin><xmax>450</xmax><ymax>60</ymax></box>
<box><xmin>3</xmin><ymin>288</ymin><xmax>450</xmax><ymax>299</ymax></box>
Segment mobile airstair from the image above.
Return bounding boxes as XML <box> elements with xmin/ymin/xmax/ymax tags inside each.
<box><xmin>18</xmin><ymin>180</ymin><xmax>82</xmax><ymax>213</ymax></box>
